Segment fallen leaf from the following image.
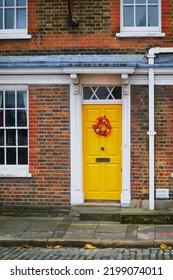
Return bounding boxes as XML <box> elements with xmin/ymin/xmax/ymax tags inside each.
<box><xmin>166</xmin><ymin>246</ymin><xmax>172</xmax><ymax>250</ymax></box>
<box><xmin>46</xmin><ymin>245</ymin><xmax>53</xmax><ymax>249</ymax></box>
<box><xmin>23</xmin><ymin>244</ymin><xmax>33</xmax><ymax>249</ymax></box>
<box><xmin>83</xmin><ymin>243</ymin><xmax>96</xmax><ymax>249</ymax></box>
<box><xmin>160</xmin><ymin>243</ymin><xmax>168</xmax><ymax>250</ymax></box>
<box><xmin>46</xmin><ymin>245</ymin><xmax>62</xmax><ymax>249</ymax></box>
<box><xmin>53</xmin><ymin>245</ymin><xmax>62</xmax><ymax>249</ymax></box>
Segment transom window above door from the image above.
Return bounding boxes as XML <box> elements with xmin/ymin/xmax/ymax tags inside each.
<box><xmin>83</xmin><ymin>86</ymin><xmax>122</xmax><ymax>104</ymax></box>
<box><xmin>117</xmin><ymin>0</ymin><xmax>164</xmax><ymax>37</ymax></box>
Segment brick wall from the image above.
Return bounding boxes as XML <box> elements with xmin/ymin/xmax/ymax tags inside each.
<box><xmin>131</xmin><ymin>85</ymin><xmax>173</xmax><ymax>200</ymax></box>
<box><xmin>155</xmin><ymin>85</ymin><xmax>173</xmax><ymax>199</ymax></box>
<box><xmin>0</xmin><ymin>0</ymin><xmax>172</xmax><ymax>55</ymax></box>
<box><xmin>131</xmin><ymin>85</ymin><xmax>149</xmax><ymax>200</ymax></box>
<box><xmin>0</xmin><ymin>85</ymin><xmax>71</xmax><ymax>210</ymax></box>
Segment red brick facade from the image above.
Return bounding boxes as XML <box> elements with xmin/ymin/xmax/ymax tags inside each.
<box><xmin>0</xmin><ymin>0</ymin><xmax>173</xmax><ymax>210</ymax></box>
<box><xmin>0</xmin><ymin>85</ymin><xmax>70</xmax><ymax>210</ymax></box>
<box><xmin>131</xmin><ymin>85</ymin><xmax>173</xmax><ymax>201</ymax></box>
<box><xmin>0</xmin><ymin>0</ymin><xmax>172</xmax><ymax>55</ymax></box>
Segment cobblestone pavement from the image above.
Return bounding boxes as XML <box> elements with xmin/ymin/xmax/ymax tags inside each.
<box><xmin>0</xmin><ymin>247</ymin><xmax>173</xmax><ymax>260</ymax></box>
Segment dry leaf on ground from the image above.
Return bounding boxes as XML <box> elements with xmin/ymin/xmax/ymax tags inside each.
<box><xmin>83</xmin><ymin>243</ymin><xmax>96</xmax><ymax>249</ymax></box>
<box><xmin>46</xmin><ymin>245</ymin><xmax>62</xmax><ymax>249</ymax></box>
<box><xmin>160</xmin><ymin>243</ymin><xmax>168</xmax><ymax>249</ymax></box>
<box><xmin>23</xmin><ymin>244</ymin><xmax>33</xmax><ymax>249</ymax></box>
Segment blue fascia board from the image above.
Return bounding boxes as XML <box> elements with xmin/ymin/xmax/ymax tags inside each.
<box><xmin>0</xmin><ymin>61</ymin><xmax>138</xmax><ymax>68</ymax></box>
<box><xmin>1</xmin><ymin>54</ymin><xmax>173</xmax><ymax>68</ymax></box>
<box><xmin>0</xmin><ymin>61</ymin><xmax>173</xmax><ymax>68</ymax></box>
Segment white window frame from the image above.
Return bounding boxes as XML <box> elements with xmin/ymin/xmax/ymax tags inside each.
<box><xmin>0</xmin><ymin>85</ymin><xmax>31</xmax><ymax>177</ymax></box>
<box><xmin>117</xmin><ymin>0</ymin><xmax>165</xmax><ymax>37</ymax></box>
<box><xmin>0</xmin><ymin>0</ymin><xmax>31</xmax><ymax>39</ymax></box>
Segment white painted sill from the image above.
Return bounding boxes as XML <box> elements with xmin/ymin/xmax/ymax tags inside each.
<box><xmin>0</xmin><ymin>173</ymin><xmax>32</xmax><ymax>178</ymax></box>
<box><xmin>116</xmin><ymin>32</ymin><xmax>165</xmax><ymax>38</ymax></box>
<box><xmin>0</xmin><ymin>34</ymin><xmax>32</xmax><ymax>39</ymax></box>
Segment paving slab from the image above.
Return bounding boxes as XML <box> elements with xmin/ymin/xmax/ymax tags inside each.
<box><xmin>155</xmin><ymin>225</ymin><xmax>173</xmax><ymax>240</ymax></box>
<box><xmin>137</xmin><ymin>225</ymin><xmax>155</xmax><ymax>240</ymax></box>
<box><xmin>126</xmin><ymin>225</ymin><xmax>138</xmax><ymax>240</ymax></box>
<box><xmin>26</xmin><ymin>220</ymin><xmax>61</xmax><ymax>232</ymax></box>
<box><xmin>64</xmin><ymin>229</ymin><xmax>95</xmax><ymax>238</ymax></box>
<box><xmin>20</xmin><ymin>231</ymin><xmax>54</xmax><ymax>238</ymax></box>
<box><xmin>97</xmin><ymin>223</ymin><xmax>127</xmax><ymax>233</ymax></box>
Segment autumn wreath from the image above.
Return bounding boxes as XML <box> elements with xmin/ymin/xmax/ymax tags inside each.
<box><xmin>93</xmin><ymin>115</ymin><xmax>111</xmax><ymax>136</ymax></box>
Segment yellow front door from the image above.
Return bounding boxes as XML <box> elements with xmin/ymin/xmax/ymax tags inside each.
<box><xmin>83</xmin><ymin>104</ymin><xmax>122</xmax><ymax>201</ymax></box>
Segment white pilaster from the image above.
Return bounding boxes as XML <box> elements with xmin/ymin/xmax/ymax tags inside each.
<box><xmin>70</xmin><ymin>74</ymin><xmax>84</xmax><ymax>205</ymax></box>
<box><xmin>121</xmin><ymin>74</ymin><xmax>131</xmax><ymax>207</ymax></box>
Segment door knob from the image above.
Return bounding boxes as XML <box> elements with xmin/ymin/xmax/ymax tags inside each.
<box><xmin>101</xmin><ymin>147</ymin><xmax>105</xmax><ymax>151</ymax></box>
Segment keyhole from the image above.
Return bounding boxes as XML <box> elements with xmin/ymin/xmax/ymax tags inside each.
<box><xmin>101</xmin><ymin>147</ymin><xmax>105</xmax><ymax>151</ymax></box>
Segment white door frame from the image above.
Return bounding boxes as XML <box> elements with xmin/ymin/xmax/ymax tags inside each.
<box><xmin>70</xmin><ymin>74</ymin><xmax>131</xmax><ymax>207</ymax></box>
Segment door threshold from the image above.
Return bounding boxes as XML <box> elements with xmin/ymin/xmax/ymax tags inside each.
<box><xmin>83</xmin><ymin>200</ymin><xmax>120</xmax><ymax>207</ymax></box>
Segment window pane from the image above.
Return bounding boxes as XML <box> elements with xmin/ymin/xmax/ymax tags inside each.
<box><xmin>136</xmin><ymin>6</ymin><xmax>146</xmax><ymax>26</ymax></box>
<box><xmin>136</xmin><ymin>0</ymin><xmax>146</xmax><ymax>3</ymax></box>
<box><xmin>5</xmin><ymin>0</ymin><xmax>14</xmax><ymax>6</ymax></box>
<box><xmin>148</xmin><ymin>6</ymin><xmax>158</xmax><ymax>26</ymax></box>
<box><xmin>0</xmin><ymin>111</ymin><xmax>3</xmax><ymax>127</ymax></box>
<box><xmin>17</xmin><ymin>91</ymin><xmax>27</xmax><ymax>108</ymax></box>
<box><xmin>0</xmin><ymin>9</ymin><xmax>2</xmax><ymax>29</ymax></box>
<box><xmin>0</xmin><ymin>130</ymin><xmax>4</xmax><ymax>145</ymax></box>
<box><xmin>5</xmin><ymin>91</ymin><xmax>15</xmax><ymax>108</ymax></box>
<box><xmin>18</xmin><ymin>148</ymin><xmax>28</xmax><ymax>164</ymax></box>
<box><xmin>17</xmin><ymin>110</ymin><xmax>27</xmax><ymax>126</ymax></box>
<box><xmin>83</xmin><ymin>87</ymin><xmax>93</xmax><ymax>99</ymax></box>
<box><xmin>6</xmin><ymin>147</ymin><xmax>16</xmax><ymax>164</ymax></box>
<box><xmin>0</xmin><ymin>1</ymin><xmax>3</xmax><ymax>7</ymax></box>
<box><xmin>18</xmin><ymin>129</ymin><xmax>27</xmax><ymax>145</ymax></box>
<box><xmin>96</xmin><ymin>87</ymin><xmax>109</xmax><ymax>99</ymax></box>
<box><xmin>123</xmin><ymin>0</ymin><xmax>133</xmax><ymax>3</ymax></box>
<box><xmin>0</xmin><ymin>148</ymin><xmax>4</xmax><ymax>164</ymax></box>
<box><xmin>148</xmin><ymin>0</ymin><xmax>158</xmax><ymax>3</ymax></box>
<box><xmin>124</xmin><ymin>6</ymin><xmax>134</xmax><ymax>26</ymax></box>
<box><xmin>6</xmin><ymin>129</ymin><xmax>16</xmax><ymax>146</ymax></box>
<box><xmin>5</xmin><ymin>110</ymin><xmax>15</xmax><ymax>127</ymax></box>
<box><xmin>17</xmin><ymin>0</ymin><xmax>26</xmax><ymax>6</ymax></box>
<box><xmin>17</xmin><ymin>8</ymin><xmax>26</xmax><ymax>29</ymax></box>
<box><xmin>5</xmin><ymin>8</ymin><xmax>14</xmax><ymax>29</ymax></box>
<box><xmin>0</xmin><ymin>91</ymin><xmax>3</xmax><ymax>108</ymax></box>
<box><xmin>111</xmin><ymin>87</ymin><xmax>122</xmax><ymax>99</ymax></box>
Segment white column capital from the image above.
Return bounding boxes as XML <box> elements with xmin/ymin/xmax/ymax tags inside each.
<box><xmin>70</xmin><ymin>74</ymin><xmax>80</xmax><ymax>96</ymax></box>
<box><xmin>121</xmin><ymin>74</ymin><xmax>129</xmax><ymax>85</ymax></box>
<box><xmin>70</xmin><ymin>73</ymin><xmax>79</xmax><ymax>85</ymax></box>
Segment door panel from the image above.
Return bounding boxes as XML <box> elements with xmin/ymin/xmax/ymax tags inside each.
<box><xmin>83</xmin><ymin>104</ymin><xmax>122</xmax><ymax>200</ymax></box>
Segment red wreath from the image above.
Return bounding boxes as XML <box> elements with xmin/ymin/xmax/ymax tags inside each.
<box><xmin>93</xmin><ymin>115</ymin><xmax>111</xmax><ymax>136</ymax></box>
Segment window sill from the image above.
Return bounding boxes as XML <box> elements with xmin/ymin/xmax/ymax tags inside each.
<box><xmin>116</xmin><ymin>32</ymin><xmax>165</xmax><ymax>38</ymax></box>
<box><xmin>0</xmin><ymin>173</ymin><xmax>32</xmax><ymax>178</ymax></box>
<box><xmin>0</xmin><ymin>34</ymin><xmax>32</xmax><ymax>40</ymax></box>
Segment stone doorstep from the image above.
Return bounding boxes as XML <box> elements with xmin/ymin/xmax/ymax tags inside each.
<box><xmin>79</xmin><ymin>211</ymin><xmax>173</xmax><ymax>224</ymax></box>
<box><xmin>120</xmin><ymin>213</ymin><xmax>173</xmax><ymax>224</ymax></box>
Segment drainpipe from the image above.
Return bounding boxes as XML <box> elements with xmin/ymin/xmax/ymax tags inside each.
<box><xmin>147</xmin><ymin>47</ymin><xmax>173</xmax><ymax>210</ymax></box>
<box><xmin>147</xmin><ymin>49</ymin><xmax>156</xmax><ymax>210</ymax></box>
